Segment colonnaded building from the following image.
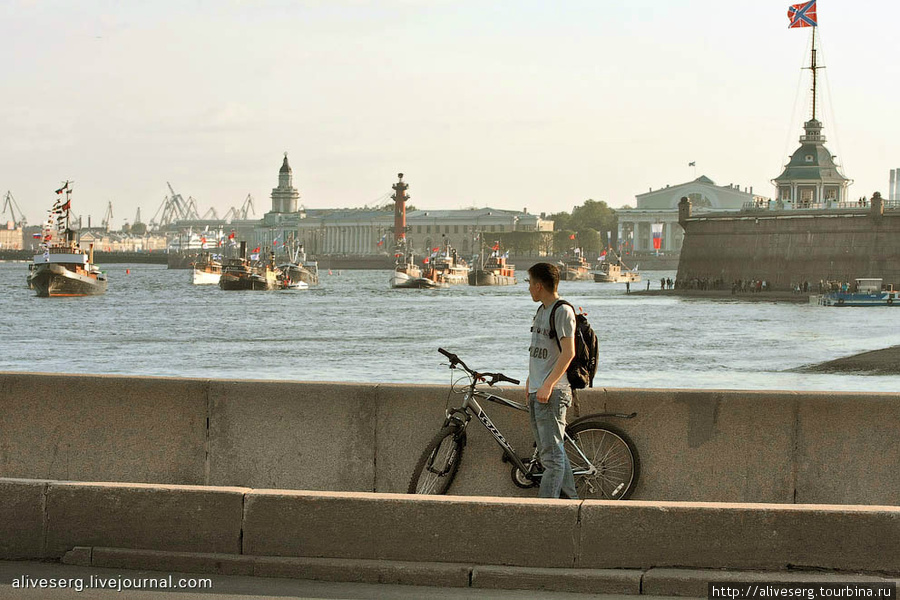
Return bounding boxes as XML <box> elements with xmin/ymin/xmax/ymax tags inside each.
<box><xmin>614</xmin><ymin>176</ymin><xmax>768</xmax><ymax>255</ymax></box>
<box><xmin>236</xmin><ymin>155</ymin><xmax>553</xmax><ymax>256</ymax></box>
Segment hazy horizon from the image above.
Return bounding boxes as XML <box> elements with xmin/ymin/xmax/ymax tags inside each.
<box><xmin>2</xmin><ymin>0</ymin><xmax>898</xmax><ymax>228</ymax></box>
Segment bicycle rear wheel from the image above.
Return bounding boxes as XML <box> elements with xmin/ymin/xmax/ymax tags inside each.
<box><xmin>408</xmin><ymin>426</ymin><xmax>466</xmax><ymax>495</ymax></box>
<box><xmin>565</xmin><ymin>420</ymin><xmax>640</xmax><ymax>499</ymax></box>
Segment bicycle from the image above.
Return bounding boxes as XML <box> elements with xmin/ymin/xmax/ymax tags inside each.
<box><xmin>408</xmin><ymin>348</ymin><xmax>640</xmax><ymax>499</ymax></box>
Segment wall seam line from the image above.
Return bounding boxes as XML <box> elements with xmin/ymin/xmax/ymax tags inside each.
<box><xmin>372</xmin><ymin>384</ymin><xmax>379</xmax><ymax>493</ymax></box>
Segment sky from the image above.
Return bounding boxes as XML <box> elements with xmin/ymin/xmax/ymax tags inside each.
<box><xmin>2</xmin><ymin>0</ymin><xmax>899</xmax><ymax>229</ymax></box>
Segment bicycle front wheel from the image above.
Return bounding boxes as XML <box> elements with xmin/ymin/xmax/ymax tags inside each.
<box><xmin>565</xmin><ymin>420</ymin><xmax>640</xmax><ymax>500</ymax></box>
<box><xmin>407</xmin><ymin>426</ymin><xmax>466</xmax><ymax>495</ymax></box>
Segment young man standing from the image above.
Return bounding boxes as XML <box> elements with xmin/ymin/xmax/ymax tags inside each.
<box><xmin>526</xmin><ymin>262</ymin><xmax>578</xmax><ymax>499</ymax></box>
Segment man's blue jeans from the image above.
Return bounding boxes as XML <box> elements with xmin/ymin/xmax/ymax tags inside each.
<box><xmin>528</xmin><ymin>388</ymin><xmax>578</xmax><ymax>499</ymax></box>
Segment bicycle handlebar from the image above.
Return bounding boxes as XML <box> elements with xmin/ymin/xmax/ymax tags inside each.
<box><xmin>437</xmin><ymin>348</ymin><xmax>520</xmax><ymax>386</ymax></box>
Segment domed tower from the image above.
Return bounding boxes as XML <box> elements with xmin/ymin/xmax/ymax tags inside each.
<box><xmin>271</xmin><ymin>153</ymin><xmax>300</xmax><ymax>213</ymax></box>
<box><xmin>772</xmin><ymin>30</ymin><xmax>850</xmax><ymax>207</ymax></box>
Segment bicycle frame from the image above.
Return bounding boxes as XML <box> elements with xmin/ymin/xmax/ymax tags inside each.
<box><xmin>444</xmin><ymin>385</ymin><xmax>598</xmax><ymax>481</ymax></box>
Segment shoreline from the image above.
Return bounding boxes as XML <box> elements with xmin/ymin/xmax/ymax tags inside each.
<box><xmin>795</xmin><ymin>345</ymin><xmax>900</xmax><ymax>375</ymax></box>
<box><xmin>629</xmin><ymin>289</ymin><xmax>812</xmax><ymax>303</ymax></box>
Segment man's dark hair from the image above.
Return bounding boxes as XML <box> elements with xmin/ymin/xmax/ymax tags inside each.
<box><xmin>527</xmin><ymin>262</ymin><xmax>559</xmax><ymax>292</ymax></box>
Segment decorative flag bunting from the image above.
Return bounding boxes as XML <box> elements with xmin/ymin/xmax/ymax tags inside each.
<box><xmin>569</xmin><ymin>234</ymin><xmax>576</xmax><ymax>240</ymax></box>
<box><xmin>788</xmin><ymin>1</ymin><xmax>817</xmax><ymax>28</ymax></box>
<box><xmin>55</xmin><ymin>182</ymin><xmax>69</xmax><ymax>195</ymax></box>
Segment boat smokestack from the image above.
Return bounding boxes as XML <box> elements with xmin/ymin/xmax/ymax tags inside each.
<box><xmin>240</xmin><ymin>241</ymin><xmax>247</xmax><ymax>259</ymax></box>
<box><xmin>89</xmin><ymin>243</ymin><xmax>94</xmax><ymax>264</ymax></box>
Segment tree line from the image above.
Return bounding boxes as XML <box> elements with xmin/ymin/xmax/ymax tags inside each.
<box><xmin>495</xmin><ymin>199</ymin><xmax>620</xmax><ymax>257</ymax></box>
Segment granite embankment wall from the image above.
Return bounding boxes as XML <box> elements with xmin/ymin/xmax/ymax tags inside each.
<box><xmin>3</xmin><ymin>480</ymin><xmax>899</xmax><ymax>582</ymax></box>
<box><xmin>2</xmin><ymin>372</ymin><xmax>899</xmax><ymax>505</ymax></box>
<box><xmin>676</xmin><ymin>205</ymin><xmax>900</xmax><ymax>290</ymax></box>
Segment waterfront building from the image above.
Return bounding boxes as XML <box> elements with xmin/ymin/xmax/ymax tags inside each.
<box><xmin>616</xmin><ymin>176</ymin><xmax>766</xmax><ymax>254</ymax></box>
<box><xmin>247</xmin><ymin>159</ymin><xmax>552</xmax><ymax>256</ymax></box>
<box><xmin>78</xmin><ymin>230</ymin><xmax>168</xmax><ymax>252</ymax></box>
<box><xmin>163</xmin><ymin>157</ymin><xmax>553</xmax><ymax>258</ymax></box>
<box><xmin>269</xmin><ymin>153</ymin><xmax>300</xmax><ymax>216</ymax></box>
<box><xmin>772</xmin><ymin>117</ymin><xmax>850</xmax><ymax>206</ymax></box>
<box><xmin>0</xmin><ymin>223</ymin><xmax>23</xmax><ymax>250</ymax></box>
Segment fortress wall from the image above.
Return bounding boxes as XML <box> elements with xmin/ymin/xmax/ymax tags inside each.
<box><xmin>2</xmin><ymin>480</ymin><xmax>899</xmax><ymax>575</ymax></box>
<box><xmin>676</xmin><ymin>211</ymin><xmax>900</xmax><ymax>290</ymax></box>
<box><xmin>1</xmin><ymin>373</ymin><xmax>899</xmax><ymax>505</ymax></box>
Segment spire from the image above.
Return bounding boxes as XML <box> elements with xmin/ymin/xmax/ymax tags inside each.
<box><xmin>280</xmin><ymin>152</ymin><xmax>291</xmax><ymax>174</ymax></box>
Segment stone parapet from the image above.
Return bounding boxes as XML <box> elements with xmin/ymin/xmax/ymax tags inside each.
<box><xmin>2</xmin><ymin>373</ymin><xmax>900</xmax><ymax>505</ymax></box>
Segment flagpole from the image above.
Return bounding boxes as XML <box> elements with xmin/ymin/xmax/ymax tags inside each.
<box><xmin>810</xmin><ymin>26</ymin><xmax>817</xmax><ymax>121</ymax></box>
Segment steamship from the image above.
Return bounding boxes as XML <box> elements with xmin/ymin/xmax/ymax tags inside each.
<box><xmin>30</xmin><ymin>182</ymin><xmax>108</xmax><ymax>297</ymax></box>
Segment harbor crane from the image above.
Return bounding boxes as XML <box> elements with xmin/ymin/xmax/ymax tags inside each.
<box><xmin>1</xmin><ymin>191</ymin><xmax>27</xmax><ymax>227</ymax></box>
<box><xmin>101</xmin><ymin>201</ymin><xmax>113</xmax><ymax>231</ymax></box>
<box><xmin>201</xmin><ymin>207</ymin><xmax>220</xmax><ymax>220</ymax></box>
<box><xmin>149</xmin><ymin>182</ymin><xmax>202</xmax><ymax>229</ymax></box>
<box><xmin>222</xmin><ymin>194</ymin><xmax>256</xmax><ymax>222</ymax></box>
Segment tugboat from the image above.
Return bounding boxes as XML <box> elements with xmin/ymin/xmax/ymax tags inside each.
<box><xmin>390</xmin><ymin>248</ymin><xmax>436</xmax><ymax>289</ymax></box>
<box><xmin>557</xmin><ymin>248</ymin><xmax>592</xmax><ymax>281</ymax></box>
<box><xmin>469</xmin><ymin>241</ymin><xmax>517</xmax><ymax>286</ymax></box>
<box><xmin>30</xmin><ymin>182</ymin><xmax>108</xmax><ymax>297</ymax></box>
<box><xmin>191</xmin><ymin>251</ymin><xmax>223</xmax><ymax>285</ymax></box>
<box><xmin>277</xmin><ymin>242</ymin><xmax>319</xmax><ymax>287</ymax></box>
<box><xmin>423</xmin><ymin>238</ymin><xmax>469</xmax><ymax>287</ymax></box>
<box><xmin>219</xmin><ymin>243</ymin><xmax>280</xmax><ymax>290</ymax></box>
<box><xmin>593</xmin><ymin>251</ymin><xmax>641</xmax><ymax>283</ymax></box>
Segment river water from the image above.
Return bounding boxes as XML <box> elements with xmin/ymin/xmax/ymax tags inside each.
<box><xmin>3</xmin><ymin>261</ymin><xmax>900</xmax><ymax>392</ymax></box>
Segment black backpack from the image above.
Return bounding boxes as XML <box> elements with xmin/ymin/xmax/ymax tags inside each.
<box><xmin>542</xmin><ymin>300</ymin><xmax>599</xmax><ymax>389</ymax></box>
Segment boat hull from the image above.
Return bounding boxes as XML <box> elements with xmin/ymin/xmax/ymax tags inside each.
<box><xmin>818</xmin><ymin>292</ymin><xmax>900</xmax><ymax>307</ymax></box>
<box><xmin>31</xmin><ymin>263</ymin><xmax>107</xmax><ymax>297</ymax></box>
<box><xmin>594</xmin><ymin>272</ymin><xmax>641</xmax><ymax>283</ymax></box>
<box><xmin>468</xmin><ymin>270</ymin><xmax>517</xmax><ymax>286</ymax></box>
<box><xmin>559</xmin><ymin>269</ymin><xmax>592</xmax><ymax>281</ymax></box>
<box><xmin>219</xmin><ymin>273</ymin><xmax>277</xmax><ymax>290</ymax></box>
<box><xmin>278</xmin><ymin>264</ymin><xmax>318</xmax><ymax>287</ymax></box>
<box><xmin>192</xmin><ymin>269</ymin><xmax>221</xmax><ymax>285</ymax></box>
<box><xmin>391</xmin><ymin>273</ymin><xmax>441</xmax><ymax>289</ymax></box>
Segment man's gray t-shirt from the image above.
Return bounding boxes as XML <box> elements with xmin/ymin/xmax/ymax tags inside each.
<box><xmin>528</xmin><ymin>300</ymin><xmax>576</xmax><ymax>392</ymax></box>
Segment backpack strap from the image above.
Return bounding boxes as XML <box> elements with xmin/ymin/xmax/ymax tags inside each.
<box><xmin>547</xmin><ymin>299</ymin><xmax>574</xmax><ymax>352</ymax></box>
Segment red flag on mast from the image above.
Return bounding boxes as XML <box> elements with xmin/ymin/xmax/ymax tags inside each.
<box><xmin>787</xmin><ymin>1</ymin><xmax>817</xmax><ymax>28</ymax></box>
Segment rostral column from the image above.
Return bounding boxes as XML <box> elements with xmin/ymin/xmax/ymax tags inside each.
<box><xmin>391</xmin><ymin>173</ymin><xmax>410</xmax><ymax>247</ymax></box>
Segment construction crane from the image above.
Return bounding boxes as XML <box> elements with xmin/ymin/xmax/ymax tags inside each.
<box><xmin>1</xmin><ymin>191</ymin><xmax>27</xmax><ymax>227</ymax></box>
<box><xmin>101</xmin><ymin>201</ymin><xmax>113</xmax><ymax>231</ymax></box>
<box><xmin>222</xmin><ymin>194</ymin><xmax>256</xmax><ymax>223</ymax></box>
<box><xmin>149</xmin><ymin>182</ymin><xmax>202</xmax><ymax>229</ymax></box>
<box><xmin>201</xmin><ymin>207</ymin><xmax>220</xmax><ymax>220</ymax></box>
<box><xmin>239</xmin><ymin>194</ymin><xmax>255</xmax><ymax>220</ymax></box>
